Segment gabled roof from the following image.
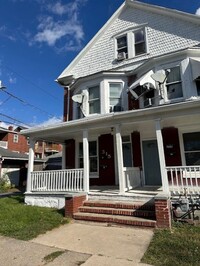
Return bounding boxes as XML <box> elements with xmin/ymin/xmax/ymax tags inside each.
<box><xmin>56</xmin><ymin>0</ymin><xmax>200</xmax><ymax>84</ymax></box>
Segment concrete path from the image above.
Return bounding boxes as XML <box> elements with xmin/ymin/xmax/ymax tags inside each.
<box><xmin>0</xmin><ymin>235</ymin><xmax>90</xmax><ymax>266</ymax></box>
<box><xmin>31</xmin><ymin>221</ymin><xmax>154</xmax><ymax>266</ymax></box>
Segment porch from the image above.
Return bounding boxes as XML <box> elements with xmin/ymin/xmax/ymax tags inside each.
<box><xmin>26</xmin><ymin>165</ymin><xmax>200</xmax><ymax>199</ymax></box>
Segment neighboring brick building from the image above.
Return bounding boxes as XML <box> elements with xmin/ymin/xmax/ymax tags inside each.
<box><xmin>0</xmin><ymin>126</ymin><xmax>29</xmax><ymax>154</ymax></box>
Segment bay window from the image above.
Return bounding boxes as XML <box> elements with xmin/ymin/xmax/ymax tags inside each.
<box><xmin>88</xmin><ymin>85</ymin><xmax>100</xmax><ymax>114</ymax></box>
<box><xmin>165</xmin><ymin>66</ymin><xmax>183</xmax><ymax>100</ymax></box>
<box><xmin>109</xmin><ymin>83</ymin><xmax>122</xmax><ymax>112</ymax></box>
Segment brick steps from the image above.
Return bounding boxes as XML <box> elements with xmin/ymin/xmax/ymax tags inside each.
<box><xmin>73</xmin><ymin>212</ymin><xmax>156</xmax><ymax>227</ymax></box>
<box><xmin>78</xmin><ymin>206</ymin><xmax>155</xmax><ymax>219</ymax></box>
<box><xmin>73</xmin><ymin>200</ymin><xmax>156</xmax><ymax>228</ymax></box>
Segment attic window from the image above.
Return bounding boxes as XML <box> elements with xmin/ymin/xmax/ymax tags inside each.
<box><xmin>117</xmin><ymin>36</ymin><xmax>128</xmax><ymax>59</ymax></box>
<box><xmin>134</xmin><ymin>30</ymin><xmax>146</xmax><ymax>56</ymax></box>
<box><xmin>116</xmin><ymin>28</ymin><xmax>147</xmax><ymax>60</ymax></box>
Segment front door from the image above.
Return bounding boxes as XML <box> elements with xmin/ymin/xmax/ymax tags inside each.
<box><xmin>98</xmin><ymin>134</ymin><xmax>115</xmax><ymax>185</ymax></box>
<box><xmin>142</xmin><ymin>140</ymin><xmax>162</xmax><ymax>186</ymax></box>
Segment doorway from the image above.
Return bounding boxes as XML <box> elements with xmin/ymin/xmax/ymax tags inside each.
<box><xmin>142</xmin><ymin>140</ymin><xmax>162</xmax><ymax>186</ymax></box>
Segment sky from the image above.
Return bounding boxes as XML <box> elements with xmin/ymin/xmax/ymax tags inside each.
<box><xmin>0</xmin><ymin>0</ymin><xmax>200</xmax><ymax>129</ymax></box>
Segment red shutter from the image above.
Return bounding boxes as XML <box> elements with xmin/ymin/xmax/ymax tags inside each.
<box><xmin>65</xmin><ymin>139</ymin><xmax>75</xmax><ymax>169</ymax></box>
<box><xmin>162</xmin><ymin>127</ymin><xmax>182</xmax><ymax>166</ymax></box>
<box><xmin>131</xmin><ymin>131</ymin><xmax>142</xmax><ymax>167</ymax></box>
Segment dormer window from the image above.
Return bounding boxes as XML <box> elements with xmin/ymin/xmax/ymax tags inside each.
<box><xmin>165</xmin><ymin>66</ymin><xmax>183</xmax><ymax>100</ymax></box>
<box><xmin>134</xmin><ymin>30</ymin><xmax>146</xmax><ymax>56</ymax></box>
<box><xmin>117</xmin><ymin>36</ymin><xmax>128</xmax><ymax>59</ymax></box>
<box><xmin>116</xmin><ymin>28</ymin><xmax>147</xmax><ymax>60</ymax></box>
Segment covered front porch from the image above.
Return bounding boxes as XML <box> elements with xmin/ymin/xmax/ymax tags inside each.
<box><xmin>22</xmin><ymin>100</ymin><xmax>200</xmax><ymax>208</ymax></box>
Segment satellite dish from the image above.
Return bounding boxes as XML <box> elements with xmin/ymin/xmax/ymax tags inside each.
<box><xmin>151</xmin><ymin>72</ymin><xmax>167</xmax><ymax>84</ymax></box>
<box><xmin>72</xmin><ymin>94</ymin><xmax>83</xmax><ymax>104</ymax></box>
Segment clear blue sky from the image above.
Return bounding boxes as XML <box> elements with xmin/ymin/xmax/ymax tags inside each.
<box><xmin>0</xmin><ymin>0</ymin><xmax>200</xmax><ymax>128</ymax></box>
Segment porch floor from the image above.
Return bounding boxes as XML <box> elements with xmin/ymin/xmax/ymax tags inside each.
<box><xmin>88</xmin><ymin>186</ymin><xmax>162</xmax><ymax>202</ymax></box>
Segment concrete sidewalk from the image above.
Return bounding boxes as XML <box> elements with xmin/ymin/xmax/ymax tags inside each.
<box><xmin>31</xmin><ymin>221</ymin><xmax>154</xmax><ymax>266</ymax></box>
<box><xmin>0</xmin><ymin>222</ymin><xmax>154</xmax><ymax>265</ymax></box>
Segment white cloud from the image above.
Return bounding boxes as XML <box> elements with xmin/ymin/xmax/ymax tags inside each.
<box><xmin>196</xmin><ymin>7</ymin><xmax>200</xmax><ymax>16</ymax></box>
<box><xmin>31</xmin><ymin>116</ymin><xmax>62</xmax><ymax>128</ymax></box>
<box><xmin>31</xmin><ymin>0</ymin><xmax>87</xmax><ymax>52</ymax></box>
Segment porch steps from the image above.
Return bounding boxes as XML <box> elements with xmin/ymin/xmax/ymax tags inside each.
<box><xmin>73</xmin><ymin>200</ymin><xmax>156</xmax><ymax>228</ymax></box>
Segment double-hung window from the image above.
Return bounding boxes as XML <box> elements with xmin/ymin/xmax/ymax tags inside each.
<box><xmin>117</xmin><ymin>35</ymin><xmax>128</xmax><ymax>59</ymax></box>
<box><xmin>13</xmin><ymin>134</ymin><xmax>18</xmax><ymax>143</ymax></box>
<box><xmin>116</xmin><ymin>28</ymin><xmax>146</xmax><ymax>60</ymax></box>
<box><xmin>79</xmin><ymin>141</ymin><xmax>98</xmax><ymax>173</ymax></box>
<box><xmin>165</xmin><ymin>66</ymin><xmax>183</xmax><ymax>100</ymax></box>
<box><xmin>88</xmin><ymin>85</ymin><xmax>100</xmax><ymax>114</ymax></box>
<box><xmin>122</xmin><ymin>136</ymin><xmax>132</xmax><ymax>167</ymax></box>
<box><xmin>134</xmin><ymin>30</ymin><xmax>146</xmax><ymax>56</ymax></box>
<box><xmin>183</xmin><ymin>132</ymin><xmax>200</xmax><ymax>166</ymax></box>
<box><xmin>109</xmin><ymin>83</ymin><xmax>122</xmax><ymax>112</ymax></box>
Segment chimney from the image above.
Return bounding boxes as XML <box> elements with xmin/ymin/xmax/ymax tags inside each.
<box><xmin>8</xmin><ymin>126</ymin><xmax>13</xmax><ymax>131</ymax></box>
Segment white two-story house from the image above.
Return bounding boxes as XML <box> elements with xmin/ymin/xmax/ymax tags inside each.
<box><xmin>22</xmin><ymin>0</ymin><xmax>200</xmax><ymax>209</ymax></box>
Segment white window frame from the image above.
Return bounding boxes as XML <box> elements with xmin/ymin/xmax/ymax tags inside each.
<box><xmin>165</xmin><ymin>66</ymin><xmax>183</xmax><ymax>101</ymax></box>
<box><xmin>13</xmin><ymin>134</ymin><xmax>18</xmax><ymax>143</ymax></box>
<box><xmin>88</xmin><ymin>85</ymin><xmax>100</xmax><ymax>115</ymax></box>
<box><xmin>109</xmin><ymin>82</ymin><xmax>123</xmax><ymax>112</ymax></box>
<box><xmin>156</xmin><ymin>62</ymin><xmax>184</xmax><ymax>104</ymax></box>
<box><xmin>78</xmin><ymin>140</ymin><xmax>99</xmax><ymax>178</ymax></box>
<box><xmin>115</xmin><ymin>27</ymin><xmax>147</xmax><ymax>60</ymax></box>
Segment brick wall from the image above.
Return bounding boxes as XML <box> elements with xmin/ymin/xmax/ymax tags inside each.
<box><xmin>65</xmin><ymin>194</ymin><xmax>87</xmax><ymax>218</ymax></box>
<box><xmin>155</xmin><ymin>194</ymin><xmax>172</xmax><ymax>228</ymax></box>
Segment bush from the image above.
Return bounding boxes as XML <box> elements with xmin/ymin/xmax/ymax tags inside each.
<box><xmin>0</xmin><ymin>173</ymin><xmax>12</xmax><ymax>192</ymax></box>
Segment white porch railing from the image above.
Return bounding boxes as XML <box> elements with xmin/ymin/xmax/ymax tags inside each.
<box><xmin>30</xmin><ymin>169</ymin><xmax>84</xmax><ymax>192</ymax></box>
<box><xmin>166</xmin><ymin>166</ymin><xmax>200</xmax><ymax>195</ymax></box>
<box><xmin>123</xmin><ymin>167</ymin><xmax>141</xmax><ymax>191</ymax></box>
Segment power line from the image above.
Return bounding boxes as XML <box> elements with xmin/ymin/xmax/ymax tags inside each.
<box><xmin>0</xmin><ymin>113</ymin><xmax>31</xmax><ymax>127</ymax></box>
<box><xmin>4</xmin><ymin>64</ymin><xmax>60</xmax><ymax>101</ymax></box>
<box><xmin>1</xmin><ymin>89</ymin><xmax>55</xmax><ymax>118</ymax></box>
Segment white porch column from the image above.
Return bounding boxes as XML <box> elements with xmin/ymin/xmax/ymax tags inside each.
<box><xmin>26</xmin><ymin>138</ymin><xmax>35</xmax><ymax>193</ymax></box>
<box><xmin>115</xmin><ymin>125</ymin><xmax>125</xmax><ymax>194</ymax></box>
<box><xmin>62</xmin><ymin>143</ymin><xmax>66</xmax><ymax>169</ymax></box>
<box><xmin>155</xmin><ymin>119</ymin><xmax>169</xmax><ymax>193</ymax></box>
<box><xmin>83</xmin><ymin>130</ymin><xmax>89</xmax><ymax>193</ymax></box>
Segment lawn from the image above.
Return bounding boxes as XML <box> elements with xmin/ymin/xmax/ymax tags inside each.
<box><xmin>0</xmin><ymin>195</ymin><xmax>68</xmax><ymax>240</ymax></box>
<box><xmin>142</xmin><ymin>223</ymin><xmax>200</xmax><ymax>266</ymax></box>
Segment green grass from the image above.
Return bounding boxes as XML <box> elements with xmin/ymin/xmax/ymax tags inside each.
<box><xmin>43</xmin><ymin>251</ymin><xmax>65</xmax><ymax>263</ymax></box>
<box><xmin>0</xmin><ymin>195</ymin><xmax>69</xmax><ymax>240</ymax></box>
<box><xmin>142</xmin><ymin>223</ymin><xmax>200</xmax><ymax>266</ymax></box>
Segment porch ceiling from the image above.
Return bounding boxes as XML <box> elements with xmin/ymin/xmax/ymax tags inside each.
<box><xmin>21</xmin><ymin>100</ymin><xmax>200</xmax><ymax>143</ymax></box>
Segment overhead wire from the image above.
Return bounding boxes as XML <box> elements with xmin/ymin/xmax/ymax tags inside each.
<box><xmin>0</xmin><ymin>113</ymin><xmax>31</xmax><ymax>127</ymax></box>
<box><xmin>4</xmin><ymin>64</ymin><xmax>60</xmax><ymax>101</ymax></box>
<box><xmin>1</xmin><ymin>89</ymin><xmax>55</xmax><ymax>118</ymax></box>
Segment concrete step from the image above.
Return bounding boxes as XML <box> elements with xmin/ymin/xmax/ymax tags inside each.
<box><xmin>73</xmin><ymin>212</ymin><xmax>156</xmax><ymax>228</ymax></box>
<box><xmin>83</xmin><ymin>200</ymin><xmax>155</xmax><ymax>211</ymax></box>
<box><xmin>79</xmin><ymin>206</ymin><xmax>155</xmax><ymax>219</ymax></box>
